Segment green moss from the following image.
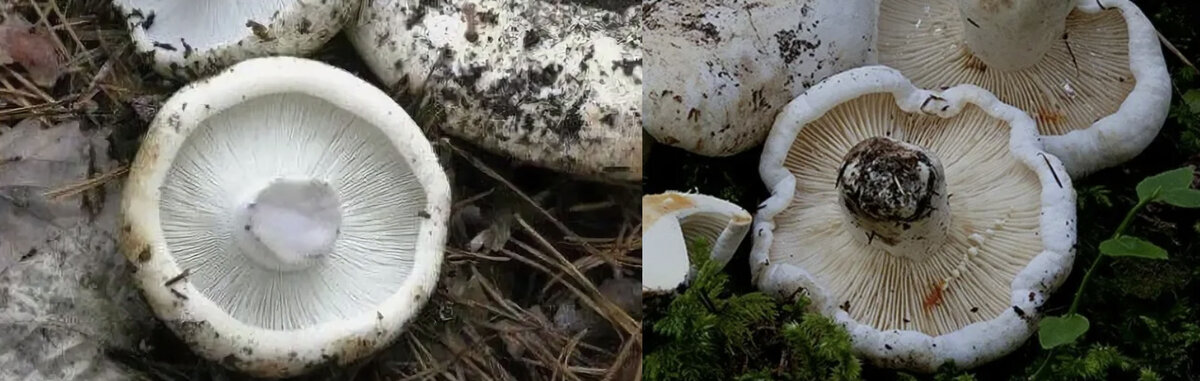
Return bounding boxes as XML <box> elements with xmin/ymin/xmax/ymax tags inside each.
<box><xmin>646</xmin><ymin>238</ymin><xmax>860</xmax><ymax>381</ymax></box>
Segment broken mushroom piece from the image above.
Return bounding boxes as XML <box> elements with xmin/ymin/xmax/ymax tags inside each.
<box><xmin>349</xmin><ymin>0</ymin><xmax>641</xmax><ymax>182</ymax></box>
<box><xmin>643</xmin><ymin>0</ymin><xmax>877</xmax><ymax>156</ymax></box>
<box><xmin>752</xmin><ymin>66</ymin><xmax>1076</xmax><ymax>371</ymax></box>
<box><xmin>119</xmin><ymin>57</ymin><xmax>450</xmax><ymax>378</ymax></box>
<box><xmin>113</xmin><ymin>0</ymin><xmax>357</xmax><ymax>78</ymax></box>
<box><xmin>876</xmin><ymin>0</ymin><xmax>1170</xmax><ymax>176</ymax></box>
<box><xmin>643</xmin><ymin>191</ymin><xmax>752</xmax><ymax>295</ymax></box>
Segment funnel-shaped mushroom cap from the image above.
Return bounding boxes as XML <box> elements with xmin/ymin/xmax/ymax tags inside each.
<box><xmin>348</xmin><ymin>0</ymin><xmax>641</xmax><ymax>182</ymax></box>
<box><xmin>119</xmin><ymin>57</ymin><xmax>451</xmax><ymax>378</ymax></box>
<box><xmin>643</xmin><ymin>192</ymin><xmax>751</xmax><ymax>294</ymax></box>
<box><xmin>643</xmin><ymin>0</ymin><xmax>877</xmax><ymax>156</ymax></box>
<box><xmin>113</xmin><ymin>0</ymin><xmax>357</xmax><ymax>78</ymax></box>
<box><xmin>752</xmin><ymin>66</ymin><xmax>1077</xmax><ymax>371</ymax></box>
<box><xmin>876</xmin><ymin>0</ymin><xmax>1170</xmax><ymax>177</ymax></box>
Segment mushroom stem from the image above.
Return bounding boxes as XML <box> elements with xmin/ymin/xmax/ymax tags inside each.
<box><xmin>837</xmin><ymin>137</ymin><xmax>949</xmax><ymax>261</ymax></box>
<box><xmin>234</xmin><ymin>177</ymin><xmax>342</xmax><ymax>272</ymax></box>
<box><xmin>956</xmin><ymin>0</ymin><xmax>1075</xmax><ymax>71</ymax></box>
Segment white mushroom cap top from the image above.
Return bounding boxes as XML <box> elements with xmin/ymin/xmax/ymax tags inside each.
<box><xmin>348</xmin><ymin>0</ymin><xmax>641</xmax><ymax>182</ymax></box>
<box><xmin>643</xmin><ymin>0</ymin><xmax>877</xmax><ymax>156</ymax></box>
<box><xmin>113</xmin><ymin>0</ymin><xmax>357</xmax><ymax>78</ymax></box>
<box><xmin>643</xmin><ymin>192</ymin><xmax>751</xmax><ymax>294</ymax></box>
<box><xmin>752</xmin><ymin>66</ymin><xmax>1077</xmax><ymax>371</ymax></box>
<box><xmin>119</xmin><ymin>57</ymin><xmax>450</xmax><ymax>378</ymax></box>
<box><xmin>876</xmin><ymin>0</ymin><xmax>1170</xmax><ymax>177</ymax></box>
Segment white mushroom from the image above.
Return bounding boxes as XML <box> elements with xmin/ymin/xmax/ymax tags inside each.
<box><xmin>348</xmin><ymin>0</ymin><xmax>641</xmax><ymax>182</ymax></box>
<box><xmin>643</xmin><ymin>191</ymin><xmax>751</xmax><ymax>294</ymax></box>
<box><xmin>752</xmin><ymin>66</ymin><xmax>1077</xmax><ymax>371</ymax></box>
<box><xmin>643</xmin><ymin>0</ymin><xmax>877</xmax><ymax>156</ymax></box>
<box><xmin>876</xmin><ymin>0</ymin><xmax>1171</xmax><ymax>176</ymax></box>
<box><xmin>119</xmin><ymin>57</ymin><xmax>450</xmax><ymax>378</ymax></box>
<box><xmin>112</xmin><ymin>0</ymin><xmax>357</xmax><ymax>78</ymax></box>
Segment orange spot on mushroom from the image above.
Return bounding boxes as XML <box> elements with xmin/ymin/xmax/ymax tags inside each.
<box><xmin>923</xmin><ymin>280</ymin><xmax>946</xmax><ymax>313</ymax></box>
<box><xmin>642</xmin><ymin>193</ymin><xmax>697</xmax><ymax>226</ymax></box>
<box><xmin>1034</xmin><ymin>107</ymin><xmax>1065</xmax><ymax>126</ymax></box>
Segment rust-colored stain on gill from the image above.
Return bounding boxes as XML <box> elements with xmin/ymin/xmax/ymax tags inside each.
<box><xmin>1034</xmin><ymin>107</ymin><xmax>1066</xmax><ymax>126</ymax></box>
<box><xmin>923</xmin><ymin>280</ymin><xmax>947</xmax><ymax>313</ymax></box>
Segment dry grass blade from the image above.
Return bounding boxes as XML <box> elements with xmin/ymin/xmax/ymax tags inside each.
<box><xmin>42</xmin><ymin>164</ymin><xmax>127</xmax><ymax>200</ymax></box>
<box><xmin>1157</xmin><ymin>29</ymin><xmax>1197</xmax><ymax>71</ymax></box>
<box><xmin>514</xmin><ymin>216</ymin><xmax>639</xmax><ymax>336</ymax></box>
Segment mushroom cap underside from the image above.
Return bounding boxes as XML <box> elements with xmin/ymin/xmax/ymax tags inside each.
<box><xmin>119</xmin><ymin>57</ymin><xmax>450</xmax><ymax>378</ymax></box>
<box><xmin>114</xmin><ymin>0</ymin><xmax>356</xmax><ymax>78</ymax></box>
<box><xmin>876</xmin><ymin>0</ymin><xmax>1170</xmax><ymax>176</ymax></box>
<box><xmin>753</xmin><ymin>66</ymin><xmax>1077</xmax><ymax>371</ymax></box>
<box><xmin>773</xmin><ymin>93</ymin><xmax>1046</xmax><ymax>336</ymax></box>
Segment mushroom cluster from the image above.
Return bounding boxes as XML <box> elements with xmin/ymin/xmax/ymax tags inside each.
<box><xmin>752</xmin><ymin>66</ymin><xmax>1076</xmax><ymax>371</ymax></box>
<box><xmin>643</xmin><ymin>0</ymin><xmax>1175</xmax><ymax>373</ymax></box>
<box><xmin>349</xmin><ymin>0</ymin><xmax>642</xmax><ymax>182</ymax></box>
<box><xmin>120</xmin><ymin>57</ymin><xmax>450</xmax><ymax>377</ymax></box>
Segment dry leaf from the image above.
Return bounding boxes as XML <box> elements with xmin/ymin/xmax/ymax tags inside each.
<box><xmin>0</xmin><ymin>14</ymin><xmax>63</xmax><ymax>88</ymax></box>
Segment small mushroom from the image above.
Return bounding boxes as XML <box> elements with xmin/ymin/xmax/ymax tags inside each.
<box><xmin>876</xmin><ymin>0</ymin><xmax>1170</xmax><ymax>176</ymax></box>
<box><xmin>752</xmin><ymin>66</ymin><xmax>1076</xmax><ymax>371</ymax></box>
<box><xmin>643</xmin><ymin>0</ymin><xmax>878</xmax><ymax>156</ymax></box>
<box><xmin>119</xmin><ymin>57</ymin><xmax>451</xmax><ymax>378</ymax></box>
<box><xmin>348</xmin><ymin>0</ymin><xmax>641</xmax><ymax>182</ymax></box>
<box><xmin>643</xmin><ymin>191</ymin><xmax>752</xmax><ymax>294</ymax></box>
<box><xmin>112</xmin><ymin>0</ymin><xmax>357</xmax><ymax>78</ymax></box>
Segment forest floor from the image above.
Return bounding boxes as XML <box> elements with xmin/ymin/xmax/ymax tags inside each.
<box><xmin>1</xmin><ymin>1</ymin><xmax>641</xmax><ymax>380</ymax></box>
<box><xmin>644</xmin><ymin>0</ymin><xmax>1200</xmax><ymax>379</ymax></box>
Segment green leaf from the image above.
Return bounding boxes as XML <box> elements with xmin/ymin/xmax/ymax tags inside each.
<box><xmin>1039</xmin><ymin>314</ymin><xmax>1090</xmax><ymax>349</ymax></box>
<box><xmin>1160</xmin><ymin>188</ymin><xmax>1200</xmax><ymax>208</ymax></box>
<box><xmin>1185</xmin><ymin>89</ymin><xmax>1200</xmax><ymax>114</ymax></box>
<box><xmin>1099</xmin><ymin>236</ymin><xmax>1168</xmax><ymax>259</ymax></box>
<box><xmin>1136</xmin><ymin>166</ymin><xmax>1196</xmax><ymax>202</ymax></box>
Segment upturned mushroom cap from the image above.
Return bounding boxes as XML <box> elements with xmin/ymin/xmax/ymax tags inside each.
<box><xmin>643</xmin><ymin>0</ymin><xmax>877</xmax><ymax>156</ymax></box>
<box><xmin>876</xmin><ymin>0</ymin><xmax>1171</xmax><ymax>177</ymax></box>
<box><xmin>752</xmin><ymin>66</ymin><xmax>1077</xmax><ymax>371</ymax></box>
<box><xmin>113</xmin><ymin>0</ymin><xmax>357</xmax><ymax>78</ymax></box>
<box><xmin>119</xmin><ymin>57</ymin><xmax>450</xmax><ymax>378</ymax></box>
<box><xmin>348</xmin><ymin>0</ymin><xmax>641</xmax><ymax>182</ymax></box>
<box><xmin>643</xmin><ymin>191</ymin><xmax>752</xmax><ymax>294</ymax></box>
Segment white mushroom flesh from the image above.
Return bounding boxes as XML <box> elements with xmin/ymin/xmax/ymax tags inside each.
<box><xmin>159</xmin><ymin>94</ymin><xmax>427</xmax><ymax>330</ymax></box>
<box><xmin>956</xmin><ymin>0</ymin><xmax>1075</xmax><ymax>71</ymax></box>
<box><xmin>878</xmin><ymin>0</ymin><xmax>1133</xmax><ymax>136</ymax></box>
<box><xmin>233</xmin><ymin>177</ymin><xmax>342</xmax><ymax>272</ymax></box>
<box><xmin>643</xmin><ymin>192</ymin><xmax>752</xmax><ymax>292</ymax></box>
<box><xmin>772</xmin><ymin>94</ymin><xmax>1043</xmax><ymax>336</ymax></box>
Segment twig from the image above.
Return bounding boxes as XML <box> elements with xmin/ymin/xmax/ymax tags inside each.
<box><xmin>515</xmin><ymin>216</ymin><xmax>639</xmax><ymax>335</ymax></box>
<box><xmin>1158</xmin><ymin>29</ymin><xmax>1197</xmax><ymax>71</ymax></box>
<box><xmin>443</xmin><ymin>139</ymin><xmax>587</xmax><ymax>243</ymax></box>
